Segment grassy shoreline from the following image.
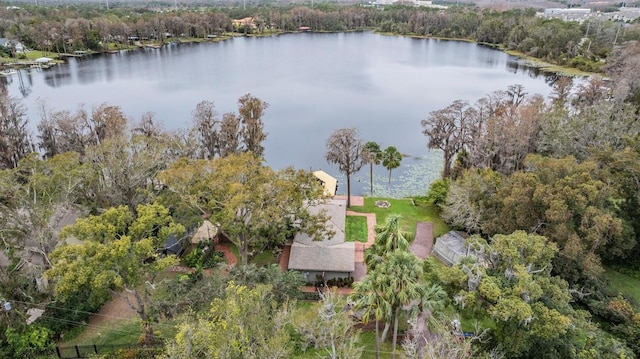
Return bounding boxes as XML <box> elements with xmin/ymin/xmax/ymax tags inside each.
<box><xmin>378</xmin><ymin>30</ymin><xmax>598</xmax><ymax>77</ymax></box>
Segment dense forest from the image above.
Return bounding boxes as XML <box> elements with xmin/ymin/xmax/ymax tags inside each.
<box><xmin>1</xmin><ymin>1</ymin><xmax>640</xmax><ymax>359</ymax></box>
<box><xmin>0</xmin><ymin>2</ymin><xmax>639</xmax><ymax>71</ymax></box>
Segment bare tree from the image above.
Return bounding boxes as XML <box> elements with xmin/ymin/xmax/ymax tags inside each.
<box><xmin>36</xmin><ymin>105</ymin><xmax>91</xmax><ymax>156</ymax></box>
<box><xmin>133</xmin><ymin>111</ymin><xmax>164</xmax><ymax>139</ymax></box>
<box><xmin>0</xmin><ymin>95</ymin><xmax>33</xmax><ymax>169</ymax></box>
<box><xmin>604</xmin><ymin>40</ymin><xmax>640</xmax><ymax>103</ymax></box>
<box><xmin>421</xmin><ymin>100</ymin><xmax>474</xmax><ymax>179</ymax></box>
<box><xmin>218</xmin><ymin>112</ymin><xmax>241</xmax><ymax>158</ymax></box>
<box><xmin>549</xmin><ymin>76</ymin><xmax>574</xmax><ymax>108</ymax></box>
<box><xmin>85</xmin><ymin>134</ymin><xmax>171</xmax><ymax>215</ymax></box>
<box><xmin>467</xmin><ymin>90</ymin><xmax>544</xmax><ymax>174</ymax></box>
<box><xmin>192</xmin><ymin>100</ymin><xmax>219</xmax><ymax>159</ymax></box>
<box><xmin>89</xmin><ymin>103</ymin><xmax>128</xmax><ymax>145</ymax></box>
<box><xmin>238</xmin><ymin>93</ymin><xmax>269</xmax><ymax>158</ymax></box>
<box><xmin>325</xmin><ymin>127</ymin><xmax>364</xmax><ymax>207</ymax></box>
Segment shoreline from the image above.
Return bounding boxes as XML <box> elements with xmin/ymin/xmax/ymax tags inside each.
<box><xmin>1</xmin><ymin>30</ymin><xmax>597</xmax><ymax>78</ymax></box>
<box><xmin>377</xmin><ymin>31</ymin><xmax>597</xmax><ymax>78</ymax></box>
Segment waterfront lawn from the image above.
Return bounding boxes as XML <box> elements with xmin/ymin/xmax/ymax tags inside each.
<box><xmin>349</xmin><ymin>197</ymin><xmax>449</xmax><ymax>238</ymax></box>
<box><xmin>346</xmin><ymin>215</ymin><xmax>368</xmax><ymax>243</ymax></box>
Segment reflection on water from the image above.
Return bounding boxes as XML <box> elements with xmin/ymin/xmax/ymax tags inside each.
<box><xmin>5</xmin><ymin>32</ymin><xmax>554</xmax><ymax>196</ymax></box>
<box><xmin>506</xmin><ymin>59</ymin><xmax>545</xmax><ymax>78</ymax></box>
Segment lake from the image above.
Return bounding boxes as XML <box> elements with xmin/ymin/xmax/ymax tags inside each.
<box><xmin>2</xmin><ymin>32</ymin><xmax>555</xmax><ymax>197</ymax></box>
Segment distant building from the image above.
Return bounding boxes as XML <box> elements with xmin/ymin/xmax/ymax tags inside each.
<box><xmin>543</xmin><ymin>8</ymin><xmax>592</xmax><ymax>22</ymax></box>
<box><xmin>232</xmin><ymin>17</ymin><xmax>257</xmax><ymax>30</ymax></box>
<box><xmin>0</xmin><ymin>38</ymin><xmax>25</xmax><ymax>53</ymax></box>
<box><xmin>371</xmin><ymin>0</ymin><xmax>447</xmax><ymax>8</ymax></box>
<box><xmin>612</xmin><ymin>7</ymin><xmax>640</xmax><ymax>22</ymax></box>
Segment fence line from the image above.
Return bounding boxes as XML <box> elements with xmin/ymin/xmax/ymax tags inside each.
<box><xmin>43</xmin><ymin>342</ymin><xmax>163</xmax><ymax>359</ymax></box>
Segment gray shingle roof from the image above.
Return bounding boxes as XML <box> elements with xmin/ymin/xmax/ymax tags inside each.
<box><xmin>288</xmin><ymin>198</ymin><xmax>354</xmax><ymax>272</ymax></box>
<box><xmin>288</xmin><ymin>241</ymin><xmax>355</xmax><ymax>272</ymax></box>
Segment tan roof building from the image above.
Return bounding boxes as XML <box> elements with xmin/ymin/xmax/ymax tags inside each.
<box><xmin>191</xmin><ymin>220</ymin><xmax>218</xmax><ymax>244</ymax></box>
<box><xmin>312</xmin><ymin>170</ymin><xmax>338</xmax><ymax>197</ymax></box>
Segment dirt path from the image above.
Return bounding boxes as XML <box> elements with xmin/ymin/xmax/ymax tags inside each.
<box><xmin>410</xmin><ymin>222</ymin><xmax>434</xmax><ymax>259</ymax></box>
<box><xmin>216</xmin><ymin>239</ymin><xmax>238</xmax><ymax>267</ymax></box>
<box><xmin>63</xmin><ymin>292</ymin><xmax>137</xmax><ymax>345</ymax></box>
<box><xmin>66</xmin><ymin>243</ymin><xmax>240</xmax><ymax>345</ymax></box>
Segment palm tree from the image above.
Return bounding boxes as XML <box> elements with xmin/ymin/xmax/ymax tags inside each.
<box><xmin>382</xmin><ymin>146</ymin><xmax>402</xmax><ymax>192</ymax></box>
<box><xmin>353</xmin><ymin>271</ymin><xmax>391</xmax><ymax>359</ymax></box>
<box><xmin>417</xmin><ymin>283</ymin><xmax>447</xmax><ymax>319</ymax></box>
<box><xmin>362</xmin><ymin>141</ymin><xmax>382</xmax><ymax>196</ymax></box>
<box><xmin>364</xmin><ymin>214</ymin><xmax>412</xmax><ymax>272</ymax></box>
<box><xmin>376</xmin><ymin>251</ymin><xmax>424</xmax><ymax>359</ymax></box>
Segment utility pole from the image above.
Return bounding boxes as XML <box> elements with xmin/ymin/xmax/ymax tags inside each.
<box><xmin>613</xmin><ymin>22</ymin><xmax>622</xmax><ymax>47</ymax></box>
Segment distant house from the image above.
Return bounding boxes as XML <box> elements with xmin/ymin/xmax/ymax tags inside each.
<box><xmin>312</xmin><ymin>170</ymin><xmax>338</xmax><ymax>197</ymax></box>
<box><xmin>543</xmin><ymin>8</ymin><xmax>591</xmax><ymax>22</ymax></box>
<box><xmin>0</xmin><ymin>38</ymin><xmax>25</xmax><ymax>53</ymax></box>
<box><xmin>432</xmin><ymin>231</ymin><xmax>469</xmax><ymax>266</ymax></box>
<box><xmin>287</xmin><ymin>198</ymin><xmax>354</xmax><ymax>281</ymax></box>
<box><xmin>299</xmin><ymin>26</ymin><xmax>311</xmax><ymax>32</ymax></box>
<box><xmin>232</xmin><ymin>17</ymin><xmax>257</xmax><ymax>30</ymax></box>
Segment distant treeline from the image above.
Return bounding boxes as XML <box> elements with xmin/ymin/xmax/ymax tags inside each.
<box><xmin>1</xmin><ymin>3</ymin><xmax>639</xmax><ymax>71</ymax></box>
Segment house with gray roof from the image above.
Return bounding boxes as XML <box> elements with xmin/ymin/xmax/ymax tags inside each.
<box><xmin>287</xmin><ymin>198</ymin><xmax>355</xmax><ymax>282</ymax></box>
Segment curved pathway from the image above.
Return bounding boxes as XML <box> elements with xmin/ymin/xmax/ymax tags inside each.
<box><xmin>216</xmin><ymin>239</ymin><xmax>238</xmax><ymax>267</ymax></box>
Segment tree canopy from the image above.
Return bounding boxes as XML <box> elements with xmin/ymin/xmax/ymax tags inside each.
<box><xmin>158</xmin><ymin>153</ymin><xmax>330</xmax><ymax>264</ymax></box>
<box><xmin>46</xmin><ymin>202</ymin><xmax>183</xmax><ymax>342</ymax></box>
<box><xmin>438</xmin><ymin>231</ymin><xmax>632</xmax><ymax>358</ymax></box>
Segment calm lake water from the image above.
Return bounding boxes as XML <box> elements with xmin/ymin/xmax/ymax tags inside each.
<box><xmin>3</xmin><ymin>32</ymin><xmax>554</xmax><ymax>197</ymax></box>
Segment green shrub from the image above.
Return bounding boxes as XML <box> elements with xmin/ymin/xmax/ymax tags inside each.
<box><xmin>425</xmin><ymin>179</ymin><xmax>449</xmax><ymax>207</ymax></box>
<box><xmin>183</xmin><ymin>241</ymin><xmax>224</xmax><ymax>268</ymax></box>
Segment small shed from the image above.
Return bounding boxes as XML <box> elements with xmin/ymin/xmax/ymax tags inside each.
<box><xmin>432</xmin><ymin>231</ymin><xmax>469</xmax><ymax>266</ymax></box>
<box><xmin>163</xmin><ymin>234</ymin><xmax>182</xmax><ymax>256</ymax></box>
<box><xmin>191</xmin><ymin>220</ymin><xmax>218</xmax><ymax>244</ymax></box>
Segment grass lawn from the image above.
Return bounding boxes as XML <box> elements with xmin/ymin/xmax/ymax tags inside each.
<box><xmin>293</xmin><ymin>330</ymin><xmax>399</xmax><ymax>359</ymax></box>
<box><xmin>346</xmin><ymin>215</ymin><xmax>369</xmax><ymax>242</ymax></box>
<box><xmin>252</xmin><ymin>250</ymin><xmax>278</xmax><ymax>266</ymax></box>
<box><xmin>226</xmin><ymin>242</ymin><xmax>280</xmax><ymax>266</ymax></box>
<box><xmin>61</xmin><ymin>319</ymin><xmax>143</xmax><ymax>346</ymax></box>
<box><xmin>349</xmin><ymin>197</ymin><xmax>449</xmax><ymax>238</ymax></box>
<box><xmin>604</xmin><ymin>267</ymin><xmax>640</xmax><ymax>304</ymax></box>
<box><xmin>24</xmin><ymin>50</ymin><xmax>58</xmax><ymax>60</ymax></box>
